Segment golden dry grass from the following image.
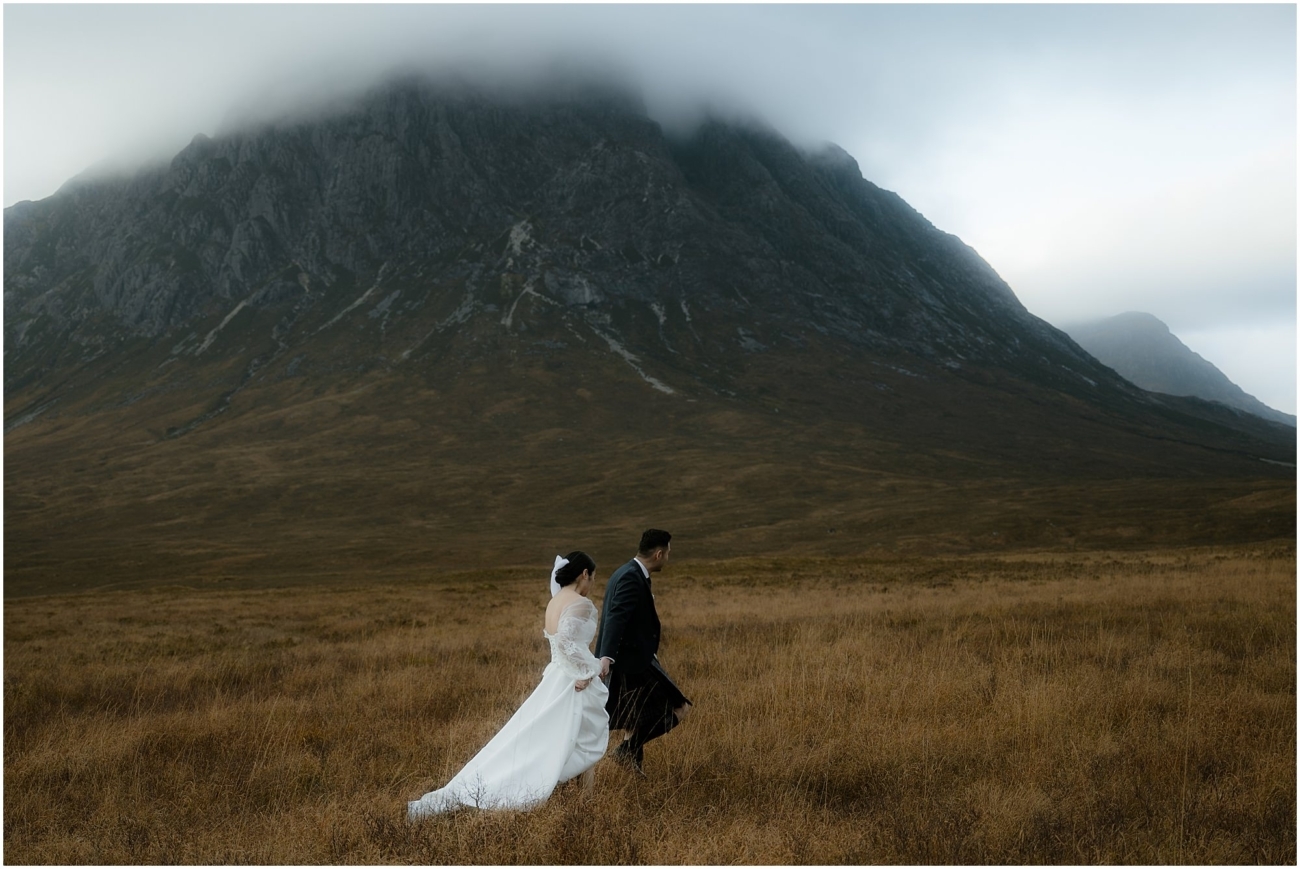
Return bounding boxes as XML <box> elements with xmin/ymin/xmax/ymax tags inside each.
<box><xmin>4</xmin><ymin>544</ymin><xmax>1295</xmax><ymax>863</ymax></box>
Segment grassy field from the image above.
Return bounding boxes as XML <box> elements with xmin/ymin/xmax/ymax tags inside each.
<box><xmin>6</xmin><ymin>344</ymin><xmax>1294</xmax><ymax>601</ymax></box>
<box><xmin>4</xmin><ymin>543</ymin><xmax>1294</xmax><ymax>863</ymax></box>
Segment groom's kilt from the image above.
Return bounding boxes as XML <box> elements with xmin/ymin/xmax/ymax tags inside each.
<box><xmin>607</xmin><ymin>658</ymin><xmax>690</xmax><ymax>731</ymax></box>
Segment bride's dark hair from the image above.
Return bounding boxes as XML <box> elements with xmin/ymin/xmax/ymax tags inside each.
<box><xmin>554</xmin><ymin>551</ymin><xmax>596</xmax><ymax>588</ymax></box>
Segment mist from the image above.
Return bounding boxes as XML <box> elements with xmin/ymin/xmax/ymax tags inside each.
<box><xmin>4</xmin><ymin>4</ymin><xmax>1294</xmax><ymax>412</ymax></box>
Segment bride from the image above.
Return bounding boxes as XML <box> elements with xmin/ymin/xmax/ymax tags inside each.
<box><xmin>407</xmin><ymin>552</ymin><xmax>613</xmax><ymax>819</ymax></box>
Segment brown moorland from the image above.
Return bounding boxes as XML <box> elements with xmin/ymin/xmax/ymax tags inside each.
<box><xmin>4</xmin><ymin>544</ymin><xmax>1293</xmax><ymax>863</ymax></box>
<box><xmin>5</xmin><ymin>349</ymin><xmax>1295</xmax><ymax>599</ymax></box>
<box><xmin>6</xmin><ymin>79</ymin><xmax>1295</xmax><ymax>865</ymax></box>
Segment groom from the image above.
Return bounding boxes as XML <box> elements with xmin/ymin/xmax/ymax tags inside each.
<box><xmin>596</xmin><ymin>528</ymin><xmax>691</xmax><ymax>776</ymax></box>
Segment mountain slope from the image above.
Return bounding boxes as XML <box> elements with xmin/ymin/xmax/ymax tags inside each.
<box><xmin>4</xmin><ymin>78</ymin><xmax>1293</xmax><ymax>596</ymax></box>
<box><xmin>1065</xmin><ymin>312</ymin><xmax>1295</xmax><ymax>427</ymax></box>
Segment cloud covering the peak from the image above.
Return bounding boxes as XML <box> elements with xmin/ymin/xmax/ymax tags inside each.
<box><xmin>3</xmin><ymin>4</ymin><xmax>1294</xmax><ymax>412</ymax></box>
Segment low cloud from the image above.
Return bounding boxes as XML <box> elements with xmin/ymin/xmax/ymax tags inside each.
<box><xmin>4</xmin><ymin>4</ymin><xmax>1294</xmax><ymax>411</ymax></box>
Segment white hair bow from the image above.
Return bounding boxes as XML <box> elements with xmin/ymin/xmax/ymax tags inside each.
<box><xmin>549</xmin><ymin>555</ymin><xmax>569</xmax><ymax>597</ymax></box>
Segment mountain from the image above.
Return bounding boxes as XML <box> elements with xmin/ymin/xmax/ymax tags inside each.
<box><xmin>1065</xmin><ymin>312</ymin><xmax>1295</xmax><ymax>427</ymax></box>
<box><xmin>4</xmin><ymin>77</ymin><xmax>1293</xmax><ymax>597</ymax></box>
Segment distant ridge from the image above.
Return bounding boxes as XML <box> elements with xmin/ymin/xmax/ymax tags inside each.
<box><xmin>1065</xmin><ymin>312</ymin><xmax>1295</xmax><ymax>427</ymax></box>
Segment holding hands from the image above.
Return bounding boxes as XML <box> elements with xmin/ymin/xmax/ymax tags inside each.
<box><xmin>575</xmin><ymin>657</ymin><xmax>614</xmax><ymax>692</ymax></box>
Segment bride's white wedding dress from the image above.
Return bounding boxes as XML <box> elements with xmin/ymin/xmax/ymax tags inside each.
<box><xmin>407</xmin><ymin>597</ymin><xmax>609</xmax><ymax>819</ymax></box>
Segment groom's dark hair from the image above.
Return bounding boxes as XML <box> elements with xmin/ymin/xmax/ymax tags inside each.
<box><xmin>638</xmin><ymin>529</ymin><xmax>672</xmax><ymax>556</ymax></box>
<box><xmin>554</xmin><ymin>551</ymin><xmax>596</xmax><ymax>588</ymax></box>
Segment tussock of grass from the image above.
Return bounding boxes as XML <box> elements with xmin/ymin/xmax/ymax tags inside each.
<box><xmin>5</xmin><ymin>545</ymin><xmax>1294</xmax><ymax>863</ymax></box>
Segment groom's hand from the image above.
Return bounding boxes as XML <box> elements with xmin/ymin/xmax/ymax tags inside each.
<box><xmin>598</xmin><ymin>657</ymin><xmax>613</xmax><ymax>679</ymax></box>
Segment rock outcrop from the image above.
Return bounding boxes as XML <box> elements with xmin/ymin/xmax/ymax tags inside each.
<box><xmin>6</xmin><ymin>76</ymin><xmax>1126</xmax><ymax>411</ymax></box>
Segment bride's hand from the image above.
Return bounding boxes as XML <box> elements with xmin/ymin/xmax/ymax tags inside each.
<box><xmin>574</xmin><ymin>677</ymin><xmax>592</xmax><ymax>692</ymax></box>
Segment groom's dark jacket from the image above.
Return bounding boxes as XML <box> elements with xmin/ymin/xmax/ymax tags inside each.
<box><xmin>595</xmin><ymin>559</ymin><xmax>660</xmax><ymax>674</ymax></box>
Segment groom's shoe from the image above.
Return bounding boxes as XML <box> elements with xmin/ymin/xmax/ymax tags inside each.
<box><xmin>612</xmin><ymin>741</ymin><xmax>646</xmax><ymax>778</ymax></box>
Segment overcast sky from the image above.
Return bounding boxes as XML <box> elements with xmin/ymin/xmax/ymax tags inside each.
<box><xmin>4</xmin><ymin>4</ymin><xmax>1296</xmax><ymax>413</ymax></box>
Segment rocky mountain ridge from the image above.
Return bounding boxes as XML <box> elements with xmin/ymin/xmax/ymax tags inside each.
<box><xmin>4</xmin><ymin>76</ymin><xmax>1293</xmax><ymax>595</ymax></box>
<box><xmin>1066</xmin><ymin>312</ymin><xmax>1294</xmax><ymax>427</ymax></box>
<box><xmin>7</xmin><ymin>78</ymin><xmax>1132</xmax><ymax>419</ymax></box>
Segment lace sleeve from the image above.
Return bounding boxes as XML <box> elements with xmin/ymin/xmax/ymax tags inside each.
<box><xmin>555</xmin><ymin>599</ymin><xmax>601</xmax><ymax>680</ymax></box>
